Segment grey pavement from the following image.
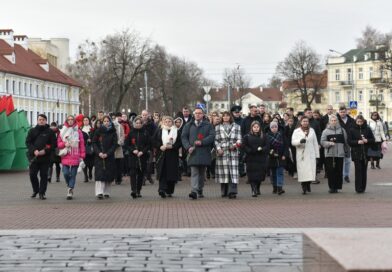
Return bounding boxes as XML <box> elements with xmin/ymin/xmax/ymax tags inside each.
<box><xmin>0</xmin><ymin>229</ymin><xmax>303</xmax><ymax>272</ymax></box>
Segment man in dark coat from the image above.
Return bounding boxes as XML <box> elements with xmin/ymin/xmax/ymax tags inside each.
<box><xmin>181</xmin><ymin>106</ymin><xmax>215</xmax><ymax>199</ymax></box>
<box><xmin>337</xmin><ymin>106</ymin><xmax>356</xmax><ymax>183</ymax></box>
<box><xmin>141</xmin><ymin>110</ymin><xmax>157</xmax><ymax>184</ymax></box>
<box><xmin>26</xmin><ymin>114</ymin><xmax>57</xmax><ymax>199</ymax></box>
<box><xmin>178</xmin><ymin>106</ymin><xmax>193</xmax><ymax>176</ymax></box>
<box><xmin>241</xmin><ymin>104</ymin><xmax>262</xmax><ymax>136</ymax></box>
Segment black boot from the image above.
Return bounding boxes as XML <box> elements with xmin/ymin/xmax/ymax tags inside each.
<box><xmin>371</xmin><ymin>161</ymin><xmax>375</xmax><ymax>169</ymax></box>
<box><xmin>307</xmin><ymin>182</ymin><xmax>311</xmax><ymax>192</ymax></box>
<box><xmin>376</xmin><ymin>160</ymin><xmax>381</xmax><ymax>169</ymax></box>
<box><xmin>272</xmin><ymin>186</ymin><xmax>277</xmax><ymax>194</ymax></box>
<box><xmin>251</xmin><ymin>184</ymin><xmax>257</xmax><ymax>197</ymax></box>
<box><xmin>301</xmin><ymin>183</ymin><xmax>307</xmax><ymax>195</ymax></box>
<box><xmin>277</xmin><ymin>186</ymin><xmax>285</xmax><ymax>195</ymax></box>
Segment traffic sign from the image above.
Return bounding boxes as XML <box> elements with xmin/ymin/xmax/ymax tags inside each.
<box><xmin>349</xmin><ymin>101</ymin><xmax>358</xmax><ymax>109</ymax></box>
<box><xmin>196</xmin><ymin>103</ymin><xmax>206</xmax><ymax>111</ymax></box>
<box><xmin>350</xmin><ymin>109</ymin><xmax>358</xmax><ymax>117</ymax></box>
<box><xmin>203</xmin><ymin>94</ymin><xmax>211</xmax><ymax>102</ymax></box>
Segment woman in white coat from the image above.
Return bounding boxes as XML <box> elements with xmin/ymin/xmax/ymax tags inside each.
<box><xmin>292</xmin><ymin>116</ymin><xmax>320</xmax><ymax>194</ymax></box>
<box><xmin>368</xmin><ymin>112</ymin><xmax>386</xmax><ymax>169</ymax></box>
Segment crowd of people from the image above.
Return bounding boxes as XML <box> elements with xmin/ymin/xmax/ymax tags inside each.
<box><xmin>25</xmin><ymin>103</ymin><xmax>389</xmax><ymax>200</ymax></box>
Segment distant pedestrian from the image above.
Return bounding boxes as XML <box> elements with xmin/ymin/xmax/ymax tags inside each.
<box><xmin>125</xmin><ymin>116</ymin><xmax>151</xmax><ymax>199</ymax></box>
<box><xmin>292</xmin><ymin>117</ymin><xmax>320</xmax><ymax>194</ymax></box>
<box><xmin>368</xmin><ymin>112</ymin><xmax>386</xmax><ymax>169</ymax></box>
<box><xmin>26</xmin><ymin>114</ymin><xmax>56</xmax><ymax>199</ymax></box>
<box><xmin>81</xmin><ymin>117</ymin><xmax>94</xmax><ymax>183</ymax></box>
<box><xmin>92</xmin><ymin>116</ymin><xmax>117</xmax><ymax>199</ymax></box>
<box><xmin>321</xmin><ymin>115</ymin><xmax>350</xmax><ymax>193</ymax></box>
<box><xmin>267</xmin><ymin>121</ymin><xmax>289</xmax><ymax>195</ymax></box>
<box><xmin>48</xmin><ymin>122</ymin><xmax>61</xmax><ymax>183</ymax></box>
<box><xmin>348</xmin><ymin>115</ymin><xmax>375</xmax><ymax>193</ymax></box>
<box><xmin>242</xmin><ymin>121</ymin><xmax>269</xmax><ymax>197</ymax></box>
<box><xmin>153</xmin><ymin>116</ymin><xmax>181</xmax><ymax>198</ymax></box>
<box><xmin>57</xmin><ymin>115</ymin><xmax>85</xmax><ymax>200</ymax></box>
<box><xmin>181</xmin><ymin>107</ymin><xmax>215</xmax><ymax>200</ymax></box>
<box><xmin>214</xmin><ymin>111</ymin><xmax>242</xmax><ymax>199</ymax></box>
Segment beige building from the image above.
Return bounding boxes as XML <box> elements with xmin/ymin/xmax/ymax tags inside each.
<box><xmin>326</xmin><ymin>47</ymin><xmax>392</xmax><ymax>121</ymax></box>
<box><xmin>0</xmin><ymin>29</ymin><xmax>81</xmax><ymax>126</ymax></box>
<box><xmin>28</xmin><ymin>37</ymin><xmax>70</xmax><ymax>73</ymax></box>
<box><xmin>281</xmin><ymin>71</ymin><xmax>328</xmax><ymax>112</ymax></box>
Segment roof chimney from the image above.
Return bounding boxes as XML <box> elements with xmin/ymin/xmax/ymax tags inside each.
<box><xmin>14</xmin><ymin>35</ymin><xmax>28</xmax><ymax>50</ymax></box>
<box><xmin>0</xmin><ymin>29</ymin><xmax>14</xmax><ymax>47</ymax></box>
<box><xmin>260</xmin><ymin>87</ymin><xmax>263</xmax><ymax>92</ymax></box>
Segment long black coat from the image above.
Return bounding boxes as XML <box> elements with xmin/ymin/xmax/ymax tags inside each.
<box><xmin>125</xmin><ymin>127</ymin><xmax>150</xmax><ymax>171</ymax></box>
<box><xmin>92</xmin><ymin>126</ymin><xmax>118</xmax><ymax>182</ymax></box>
<box><xmin>242</xmin><ymin>133</ymin><xmax>270</xmax><ymax>181</ymax></box>
<box><xmin>82</xmin><ymin>129</ymin><xmax>94</xmax><ymax>167</ymax></box>
<box><xmin>348</xmin><ymin>124</ymin><xmax>375</xmax><ymax>161</ymax></box>
<box><xmin>153</xmin><ymin>128</ymin><xmax>182</xmax><ymax>181</ymax></box>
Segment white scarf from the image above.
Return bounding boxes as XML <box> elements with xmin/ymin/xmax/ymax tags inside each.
<box><xmin>59</xmin><ymin>124</ymin><xmax>80</xmax><ymax>155</ymax></box>
<box><xmin>161</xmin><ymin>125</ymin><xmax>178</xmax><ymax>146</ymax></box>
<box><xmin>82</xmin><ymin>125</ymin><xmax>91</xmax><ymax>134</ymax></box>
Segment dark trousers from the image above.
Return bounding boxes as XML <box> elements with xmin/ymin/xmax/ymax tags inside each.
<box><xmin>48</xmin><ymin>162</ymin><xmax>61</xmax><ymax>181</ymax></box>
<box><xmin>130</xmin><ymin>168</ymin><xmax>144</xmax><ymax>194</ymax></box>
<box><xmin>115</xmin><ymin>158</ymin><xmax>123</xmax><ymax>183</ymax></box>
<box><xmin>122</xmin><ymin>154</ymin><xmax>130</xmax><ymax>176</ymax></box>
<box><xmin>325</xmin><ymin>157</ymin><xmax>344</xmax><ymax>190</ymax></box>
<box><xmin>238</xmin><ymin>150</ymin><xmax>246</xmax><ymax>177</ymax></box>
<box><xmin>221</xmin><ymin>183</ymin><xmax>237</xmax><ymax>196</ymax></box>
<box><xmin>83</xmin><ymin>165</ymin><xmax>93</xmax><ymax>181</ymax></box>
<box><xmin>207</xmin><ymin>159</ymin><xmax>216</xmax><ymax>178</ymax></box>
<box><xmin>29</xmin><ymin>161</ymin><xmax>49</xmax><ymax>195</ymax></box>
<box><xmin>249</xmin><ymin>179</ymin><xmax>261</xmax><ymax>194</ymax></box>
<box><xmin>354</xmin><ymin>160</ymin><xmax>368</xmax><ymax>192</ymax></box>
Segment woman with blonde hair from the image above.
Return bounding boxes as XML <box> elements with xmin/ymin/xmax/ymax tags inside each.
<box><xmin>153</xmin><ymin>116</ymin><xmax>182</xmax><ymax>198</ymax></box>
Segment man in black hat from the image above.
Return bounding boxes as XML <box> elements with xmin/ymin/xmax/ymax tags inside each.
<box><xmin>231</xmin><ymin>105</ymin><xmax>243</xmax><ymax>126</ymax></box>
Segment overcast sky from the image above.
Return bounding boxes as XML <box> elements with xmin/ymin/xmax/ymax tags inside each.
<box><xmin>3</xmin><ymin>0</ymin><xmax>392</xmax><ymax>86</ymax></box>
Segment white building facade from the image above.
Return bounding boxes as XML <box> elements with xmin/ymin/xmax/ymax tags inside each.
<box><xmin>0</xmin><ymin>29</ymin><xmax>81</xmax><ymax>126</ymax></box>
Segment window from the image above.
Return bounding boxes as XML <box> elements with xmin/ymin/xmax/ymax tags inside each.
<box><xmin>335</xmin><ymin>92</ymin><xmax>340</xmax><ymax>103</ymax></box>
<box><xmin>36</xmin><ymin>85</ymin><xmax>39</xmax><ymax>97</ymax></box>
<box><xmin>389</xmin><ymin>90</ymin><xmax>392</xmax><ymax>101</ymax></box>
<box><xmin>369</xmin><ymin>67</ymin><xmax>373</xmax><ymax>78</ymax></box>
<box><xmin>347</xmin><ymin>91</ymin><xmax>351</xmax><ymax>102</ymax></box>
<box><xmin>5</xmin><ymin>79</ymin><xmax>9</xmax><ymax>93</ymax></box>
<box><xmin>12</xmin><ymin>80</ymin><xmax>15</xmax><ymax>94</ymax></box>
<box><xmin>315</xmin><ymin>94</ymin><xmax>321</xmax><ymax>104</ymax></box>
<box><xmin>358</xmin><ymin>68</ymin><xmax>363</xmax><ymax>79</ymax></box>
<box><xmin>23</xmin><ymin>83</ymin><xmax>27</xmax><ymax>96</ymax></box>
<box><xmin>29</xmin><ymin>84</ymin><xmax>32</xmax><ymax>97</ymax></box>
<box><xmin>358</xmin><ymin>90</ymin><xmax>363</xmax><ymax>102</ymax></box>
<box><xmin>347</xmin><ymin>68</ymin><xmax>352</xmax><ymax>82</ymax></box>
<box><xmin>335</xmin><ymin>69</ymin><xmax>340</xmax><ymax>81</ymax></box>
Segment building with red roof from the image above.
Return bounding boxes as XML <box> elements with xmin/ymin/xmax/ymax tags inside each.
<box><xmin>0</xmin><ymin>29</ymin><xmax>82</xmax><ymax>125</ymax></box>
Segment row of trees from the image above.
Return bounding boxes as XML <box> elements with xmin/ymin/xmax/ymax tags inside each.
<box><xmin>68</xmin><ymin>26</ymin><xmax>392</xmax><ymax>114</ymax></box>
<box><xmin>68</xmin><ymin>29</ymin><xmax>208</xmax><ymax>115</ymax></box>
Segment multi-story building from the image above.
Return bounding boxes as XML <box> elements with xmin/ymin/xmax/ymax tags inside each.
<box><xmin>326</xmin><ymin>47</ymin><xmax>392</xmax><ymax>121</ymax></box>
<box><xmin>281</xmin><ymin>71</ymin><xmax>328</xmax><ymax>112</ymax></box>
<box><xmin>209</xmin><ymin>87</ymin><xmax>283</xmax><ymax>115</ymax></box>
<box><xmin>0</xmin><ymin>29</ymin><xmax>82</xmax><ymax>126</ymax></box>
<box><xmin>28</xmin><ymin>37</ymin><xmax>70</xmax><ymax>73</ymax></box>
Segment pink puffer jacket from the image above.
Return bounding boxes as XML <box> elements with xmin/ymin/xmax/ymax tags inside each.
<box><xmin>57</xmin><ymin>121</ymin><xmax>86</xmax><ymax>166</ymax></box>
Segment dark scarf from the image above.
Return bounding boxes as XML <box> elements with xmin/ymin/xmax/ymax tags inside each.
<box><xmin>268</xmin><ymin>131</ymin><xmax>283</xmax><ymax>152</ymax></box>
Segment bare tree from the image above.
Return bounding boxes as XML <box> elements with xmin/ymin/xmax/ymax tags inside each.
<box><xmin>277</xmin><ymin>41</ymin><xmax>325</xmax><ymax>109</ymax></box>
<box><xmin>222</xmin><ymin>66</ymin><xmax>251</xmax><ymax>106</ymax></box>
<box><xmin>267</xmin><ymin>75</ymin><xmax>282</xmax><ymax>88</ymax></box>
<box><xmin>356</xmin><ymin>25</ymin><xmax>385</xmax><ymax>49</ymax></box>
